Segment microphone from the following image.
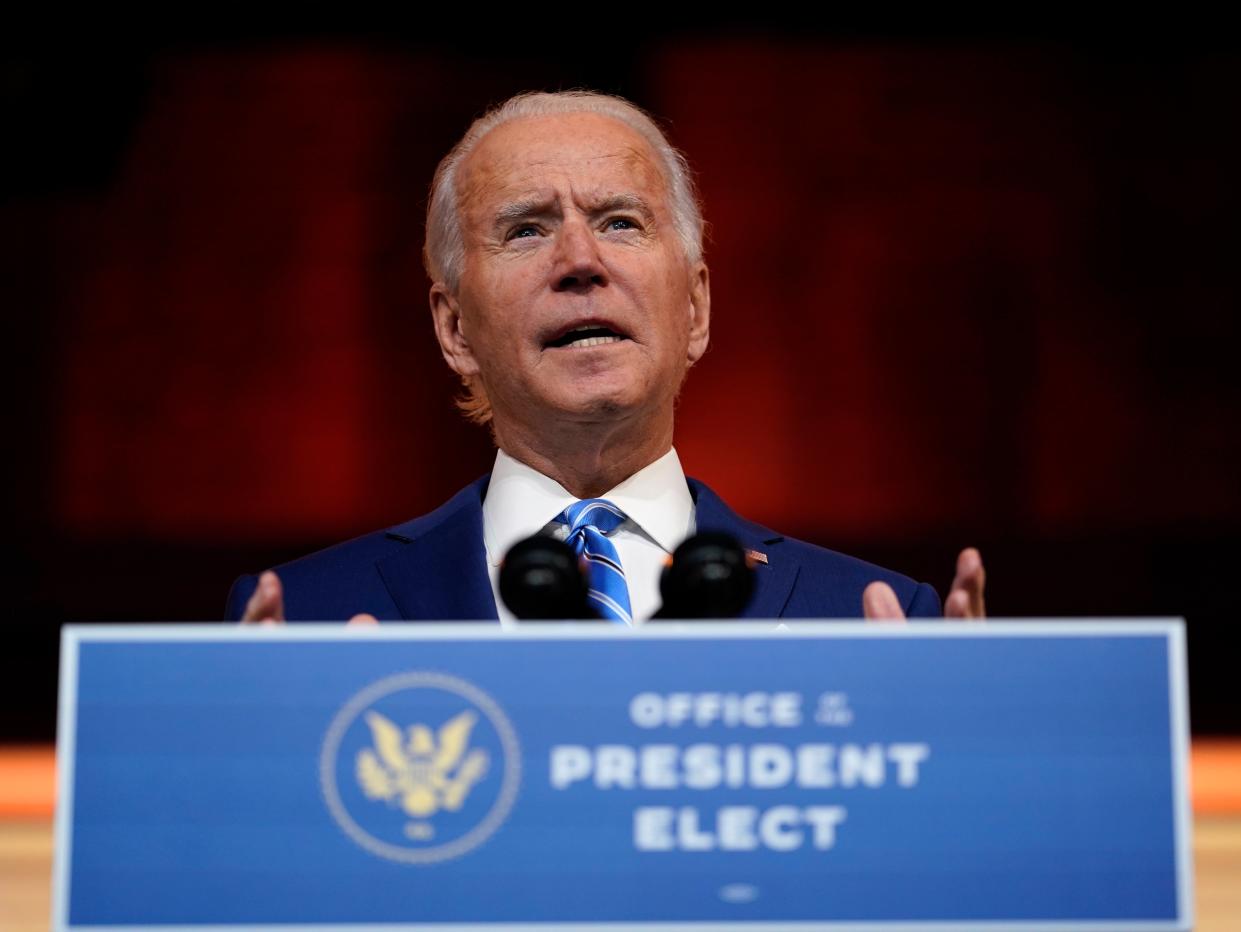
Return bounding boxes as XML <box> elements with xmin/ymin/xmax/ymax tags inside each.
<box><xmin>653</xmin><ymin>532</ymin><xmax>756</xmax><ymax>619</ymax></box>
<box><xmin>499</xmin><ymin>534</ymin><xmax>598</xmax><ymax>620</ymax></box>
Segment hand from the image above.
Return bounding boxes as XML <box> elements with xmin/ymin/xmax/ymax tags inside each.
<box><xmin>863</xmin><ymin>547</ymin><xmax>986</xmax><ymax>622</ymax></box>
<box><xmin>240</xmin><ymin>570</ymin><xmax>377</xmax><ymax>626</ymax></box>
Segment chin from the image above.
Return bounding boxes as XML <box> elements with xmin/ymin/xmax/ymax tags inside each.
<box><xmin>546</xmin><ymin>382</ymin><xmax>651</xmax><ymax>422</ymax></box>
<box><xmin>542</xmin><ymin>371</ymin><xmax>639</xmax><ymax>412</ymax></box>
<box><xmin>561</xmin><ymin>395</ymin><xmax>632</xmax><ymax>422</ymax></box>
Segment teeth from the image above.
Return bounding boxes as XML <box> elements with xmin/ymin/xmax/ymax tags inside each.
<box><xmin>568</xmin><ymin>335</ymin><xmax>622</xmax><ymax>348</ymax></box>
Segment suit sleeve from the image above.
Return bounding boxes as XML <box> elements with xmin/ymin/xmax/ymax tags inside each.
<box><xmin>903</xmin><ymin>581</ymin><xmax>942</xmax><ymax>619</ymax></box>
<box><xmin>224</xmin><ymin>574</ymin><xmax>260</xmax><ymax>621</ymax></box>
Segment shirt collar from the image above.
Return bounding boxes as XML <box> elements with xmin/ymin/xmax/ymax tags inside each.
<box><xmin>482</xmin><ymin>447</ymin><xmax>694</xmax><ymax>566</ymax></box>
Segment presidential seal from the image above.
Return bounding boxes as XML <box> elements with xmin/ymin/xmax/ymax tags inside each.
<box><xmin>320</xmin><ymin>671</ymin><xmax>521</xmax><ymax>864</ymax></box>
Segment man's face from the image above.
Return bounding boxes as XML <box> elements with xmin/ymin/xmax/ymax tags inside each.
<box><xmin>431</xmin><ymin>112</ymin><xmax>710</xmax><ymax>440</ymax></box>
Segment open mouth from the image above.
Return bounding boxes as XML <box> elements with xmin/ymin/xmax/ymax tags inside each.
<box><xmin>546</xmin><ymin>324</ymin><xmax>630</xmax><ymax>349</ymax></box>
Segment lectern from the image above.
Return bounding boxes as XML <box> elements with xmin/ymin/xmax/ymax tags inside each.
<box><xmin>54</xmin><ymin>620</ymin><xmax>1192</xmax><ymax>930</ymax></box>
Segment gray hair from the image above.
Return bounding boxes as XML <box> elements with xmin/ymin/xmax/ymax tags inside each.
<box><xmin>424</xmin><ymin>90</ymin><xmax>704</xmax><ymax>291</ymax></box>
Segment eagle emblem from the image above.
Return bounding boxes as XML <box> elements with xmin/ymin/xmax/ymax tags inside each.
<box><xmin>355</xmin><ymin>709</ymin><xmax>489</xmax><ymax>839</ymax></box>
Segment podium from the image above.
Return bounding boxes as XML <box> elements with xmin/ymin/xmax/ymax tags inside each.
<box><xmin>54</xmin><ymin>621</ymin><xmax>1192</xmax><ymax>930</ymax></box>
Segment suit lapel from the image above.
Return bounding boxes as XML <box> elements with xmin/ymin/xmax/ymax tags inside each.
<box><xmin>688</xmin><ymin>479</ymin><xmax>800</xmax><ymax>619</ymax></box>
<box><xmin>375</xmin><ymin>478</ymin><xmax>499</xmax><ymax>622</ymax></box>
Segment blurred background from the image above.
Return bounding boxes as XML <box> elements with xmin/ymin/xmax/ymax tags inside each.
<box><xmin>3</xmin><ymin>21</ymin><xmax>1238</xmax><ymax>742</ymax></box>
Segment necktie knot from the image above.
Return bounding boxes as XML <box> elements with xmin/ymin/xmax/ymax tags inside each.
<box><xmin>561</xmin><ymin>498</ymin><xmax>628</xmax><ymax>537</ymax></box>
<box><xmin>556</xmin><ymin>498</ymin><xmax>632</xmax><ymax>625</ymax></box>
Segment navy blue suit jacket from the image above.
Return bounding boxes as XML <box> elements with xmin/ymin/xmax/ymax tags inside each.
<box><xmin>225</xmin><ymin>476</ymin><xmax>941</xmax><ymax>621</ymax></box>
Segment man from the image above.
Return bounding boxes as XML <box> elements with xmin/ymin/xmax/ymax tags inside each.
<box><xmin>228</xmin><ymin>91</ymin><xmax>985</xmax><ymax>624</ymax></box>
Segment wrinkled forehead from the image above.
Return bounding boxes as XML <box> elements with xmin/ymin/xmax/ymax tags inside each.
<box><xmin>455</xmin><ymin>112</ymin><xmax>672</xmax><ymax>221</ymax></box>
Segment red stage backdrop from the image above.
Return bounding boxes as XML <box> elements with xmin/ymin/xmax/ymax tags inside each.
<box><xmin>3</xmin><ymin>37</ymin><xmax>1238</xmax><ymax>738</ymax></box>
<box><xmin>48</xmin><ymin>44</ymin><xmax>1240</xmax><ymax>548</ymax></box>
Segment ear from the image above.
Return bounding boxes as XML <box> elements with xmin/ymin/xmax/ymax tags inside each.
<box><xmin>686</xmin><ymin>261</ymin><xmax>711</xmax><ymax>365</ymax></box>
<box><xmin>430</xmin><ymin>283</ymin><xmax>480</xmax><ymax>379</ymax></box>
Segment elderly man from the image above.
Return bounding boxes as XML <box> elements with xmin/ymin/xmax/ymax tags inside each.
<box><xmin>228</xmin><ymin>91</ymin><xmax>985</xmax><ymax>624</ymax></box>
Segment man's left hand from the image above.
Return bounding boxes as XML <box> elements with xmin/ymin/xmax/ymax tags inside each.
<box><xmin>862</xmin><ymin>547</ymin><xmax>986</xmax><ymax>621</ymax></box>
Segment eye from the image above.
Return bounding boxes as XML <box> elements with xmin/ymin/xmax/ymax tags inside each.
<box><xmin>605</xmin><ymin>216</ymin><xmax>638</xmax><ymax>232</ymax></box>
<box><xmin>507</xmin><ymin>224</ymin><xmax>541</xmax><ymax>240</ymax></box>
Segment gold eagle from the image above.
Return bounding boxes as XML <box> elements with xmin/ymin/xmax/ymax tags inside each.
<box><xmin>355</xmin><ymin>709</ymin><xmax>489</xmax><ymax>818</ymax></box>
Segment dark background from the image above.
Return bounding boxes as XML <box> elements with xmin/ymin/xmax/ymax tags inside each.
<box><xmin>4</xmin><ymin>22</ymin><xmax>1238</xmax><ymax>739</ymax></box>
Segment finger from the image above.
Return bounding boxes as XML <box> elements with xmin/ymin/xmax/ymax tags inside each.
<box><xmin>863</xmin><ymin>581</ymin><xmax>906</xmax><ymax>622</ymax></box>
<box><xmin>944</xmin><ymin>588</ymin><xmax>970</xmax><ymax>617</ymax></box>
<box><xmin>347</xmin><ymin>613</ymin><xmax>378</xmax><ymax>626</ymax></box>
<box><xmin>947</xmin><ymin>547</ymin><xmax>986</xmax><ymax>619</ymax></box>
<box><xmin>241</xmin><ymin>570</ymin><xmax>285</xmax><ymax>624</ymax></box>
<box><xmin>240</xmin><ymin>584</ymin><xmax>267</xmax><ymax>624</ymax></box>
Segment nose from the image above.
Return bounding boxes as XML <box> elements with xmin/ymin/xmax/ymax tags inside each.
<box><xmin>551</xmin><ymin>218</ymin><xmax>608</xmax><ymax>293</ymax></box>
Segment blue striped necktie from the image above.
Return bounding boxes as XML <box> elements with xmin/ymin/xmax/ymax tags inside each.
<box><xmin>558</xmin><ymin>499</ymin><xmax>633</xmax><ymax>625</ymax></box>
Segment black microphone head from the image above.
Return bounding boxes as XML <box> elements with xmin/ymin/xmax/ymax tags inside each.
<box><xmin>658</xmin><ymin>531</ymin><xmax>755</xmax><ymax>619</ymax></box>
<box><xmin>499</xmin><ymin>534</ymin><xmax>596</xmax><ymax>620</ymax></box>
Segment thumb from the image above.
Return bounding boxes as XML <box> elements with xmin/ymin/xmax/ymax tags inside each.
<box><xmin>241</xmin><ymin>570</ymin><xmax>286</xmax><ymax>624</ymax></box>
<box><xmin>863</xmin><ymin>581</ymin><xmax>906</xmax><ymax>622</ymax></box>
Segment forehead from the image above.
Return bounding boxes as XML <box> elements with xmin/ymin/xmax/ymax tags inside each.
<box><xmin>456</xmin><ymin>112</ymin><xmax>670</xmax><ymax>216</ymax></box>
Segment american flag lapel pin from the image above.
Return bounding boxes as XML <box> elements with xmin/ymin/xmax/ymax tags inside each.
<box><xmin>745</xmin><ymin>549</ymin><xmax>768</xmax><ymax>566</ymax></box>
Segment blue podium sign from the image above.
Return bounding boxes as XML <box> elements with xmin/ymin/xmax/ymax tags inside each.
<box><xmin>54</xmin><ymin>621</ymin><xmax>1192</xmax><ymax>931</ymax></box>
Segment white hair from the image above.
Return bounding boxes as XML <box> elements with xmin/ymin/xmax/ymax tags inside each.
<box><xmin>423</xmin><ymin>90</ymin><xmax>704</xmax><ymax>292</ymax></box>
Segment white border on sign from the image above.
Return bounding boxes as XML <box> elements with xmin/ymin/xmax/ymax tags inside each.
<box><xmin>1166</xmin><ymin>623</ymin><xmax>1195</xmax><ymax>930</ymax></box>
<box><xmin>61</xmin><ymin>618</ymin><xmax>1183</xmax><ymax>641</ymax></box>
<box><xmin>52</xmin><ymin>619</ymin><xmax>1191</xmax><ymax>932</ymax></box>
<box><xmin>51</xmin><ymin>626</ymin><xmax>79</xmax><ymax>932</ymax></box>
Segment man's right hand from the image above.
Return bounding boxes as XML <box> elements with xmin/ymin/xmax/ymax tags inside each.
<box><xmin>240</xmin><ymin>570</ymin><xmax>377</xmax><ymax>625</ymax></box>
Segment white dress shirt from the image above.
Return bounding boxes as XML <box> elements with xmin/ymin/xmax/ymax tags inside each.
<box><xmin>482</xmin><ymin>448</ymin><xmax>696</xmax><ymax>625</ymax></box>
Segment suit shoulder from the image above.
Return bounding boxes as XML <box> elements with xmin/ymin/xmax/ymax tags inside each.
<box><xmin>226</xmin><ymin>476</ymin><xmax>489</xmax><ymax>621</ymax></box>
<box><xmin>274</xmin><ymin>477</ymin><xmax>488</xmax><ymax>579</ymax></box>
<box><xmin>778</xmin><ymin>534</ymin><xmax>941</xmax><ymax>618</ymax></box>
<box><xmin>773</xmin><ymin>533</ymin><xmax>912</xmax><ymax>586</ymax></box>
<box><xmin>690</xmin><ymin>476</ymin><xmax>917</xmax><ymax>584</ymax></box>
<box><xmin>687</xmin><ymin>477</ymin><xmax>939</xmax><ymax>618</ymax></box>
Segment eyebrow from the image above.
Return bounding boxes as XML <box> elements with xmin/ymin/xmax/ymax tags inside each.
<box><xmin>490</xmin><ymin>193</ymin><xmax>656</xmax><ymax>235</ymax></box>
<box><xmin>589</xmin><ymin>193</ymin><xmax>654</xmax><ymax>222</ymax></box>
<box><xmin>586</xmin><ymin>194</ymin><xmax>661</xmax><ymax>236</ymax></box>
<box><xmin>492</xmin><ymin>198</ymin><xmax>555</xmax><ymax>232</ymax></box>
